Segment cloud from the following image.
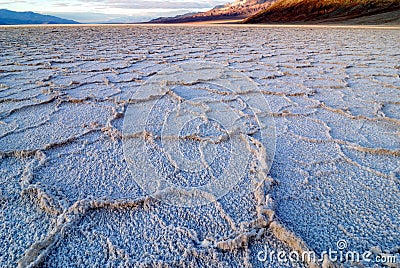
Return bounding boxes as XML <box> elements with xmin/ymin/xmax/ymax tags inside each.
<box><xmin>0</xmin><ymin>0</ymin><xmax>28</xmax><ymax>5</ymax></box>
<box><xmin>51</xmin><ymin>3</ymin><xmax>71</xmax><ymax>7</ymax></box>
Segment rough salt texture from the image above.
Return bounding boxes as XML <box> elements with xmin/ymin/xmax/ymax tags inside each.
<box><xmin>0</xmin><ymin>25</ymin><xmax>399</xmax><ymax>268</ymax></box>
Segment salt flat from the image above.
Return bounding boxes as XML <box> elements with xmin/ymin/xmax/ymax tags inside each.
<box><xmin>0</xmin><ymin>25</ymin><xmax>399</xmax><ymax>267</ymax></box>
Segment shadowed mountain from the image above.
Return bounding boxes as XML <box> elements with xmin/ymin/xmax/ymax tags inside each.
<box><xmin>0</xmin><ymin>9</ymin><xmax>79</xmax><ymax>25</ymax></box>
<box><xmin>244</xmin><ymin>0</ymin><xmax>400</xmax><ymax>23</ymax></box>
<box><xmin>150</xmin><ymin>0</ymin><xmax>277</xmax><ymax>23</ymax></box>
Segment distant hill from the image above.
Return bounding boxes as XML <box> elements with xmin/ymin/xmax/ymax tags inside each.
<box><xmin>150</xmin><ymin>0</ymin><xmax>277</xmax><ymax>23</ymax></box>
<box><xmin>244</xmin><ymin>0</ymin><xmax>400</xmax><ymax>23</ymax></box>
<box><xmin>0</xmin><ymin>9</ymin><xmax>79</xmax><ymax>25</ymax></box>
<box><xmin>150</xmin><ymin>12</ymin><xmax>201</xmax><ymax>24</ymax></box>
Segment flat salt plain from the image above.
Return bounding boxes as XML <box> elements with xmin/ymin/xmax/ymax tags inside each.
<box><xmin>0</xmin><ymin>25</ymin><xmax>399</xmax><ymax>267</ymax></box>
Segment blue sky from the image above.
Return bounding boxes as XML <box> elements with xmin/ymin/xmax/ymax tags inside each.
<box><xmin>0</xmin><ymin>0</ymin><xmax>229</xmax><ymax>22</ymax></box>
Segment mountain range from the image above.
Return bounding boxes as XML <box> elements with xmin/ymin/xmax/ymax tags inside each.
<box><xmin>1</xmin><ymin>0</ymin><xmax>399</xmax><ymax>25</ymax></box>
<box><xmin>0</xmin><ymin>9</ymin><xmax>79</xmax><ymax>25</ymax></box>
<box><xmin>246</xmin><ymin>0</ymin><xmax>400</xmax><ymax>23</ymax></box>
<box><xmin>150</xmin><ymin>0</ymin><xmax>400</xmax><ymax>24</ymax></box>
<box><xmin>150</xmin><ymin>0</ymin><xmax>277</xmax><ymax>23</ymax></box>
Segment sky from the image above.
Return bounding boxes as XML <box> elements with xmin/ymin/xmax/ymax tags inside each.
<box><xmin>0</xmin><ymin>0</ymin><xmax>229</xmax><ymax>23</ymax></box>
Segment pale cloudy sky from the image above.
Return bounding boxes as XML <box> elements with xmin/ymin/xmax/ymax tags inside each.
<box><xmin>0</xmin><ymin>0</ymin><xmax>229</xmax><ymax>22</ymax></box>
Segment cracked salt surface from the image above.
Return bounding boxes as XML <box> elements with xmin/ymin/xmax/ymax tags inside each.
<box><xmin>0</xmin><ymin>25</ymin><xmax>399</xmax><ymax>267</ymax></box>
<box><xmin>123</xmin><ymin>61</ymin><xmax>276</xmax><ymax>207</ymax></box>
